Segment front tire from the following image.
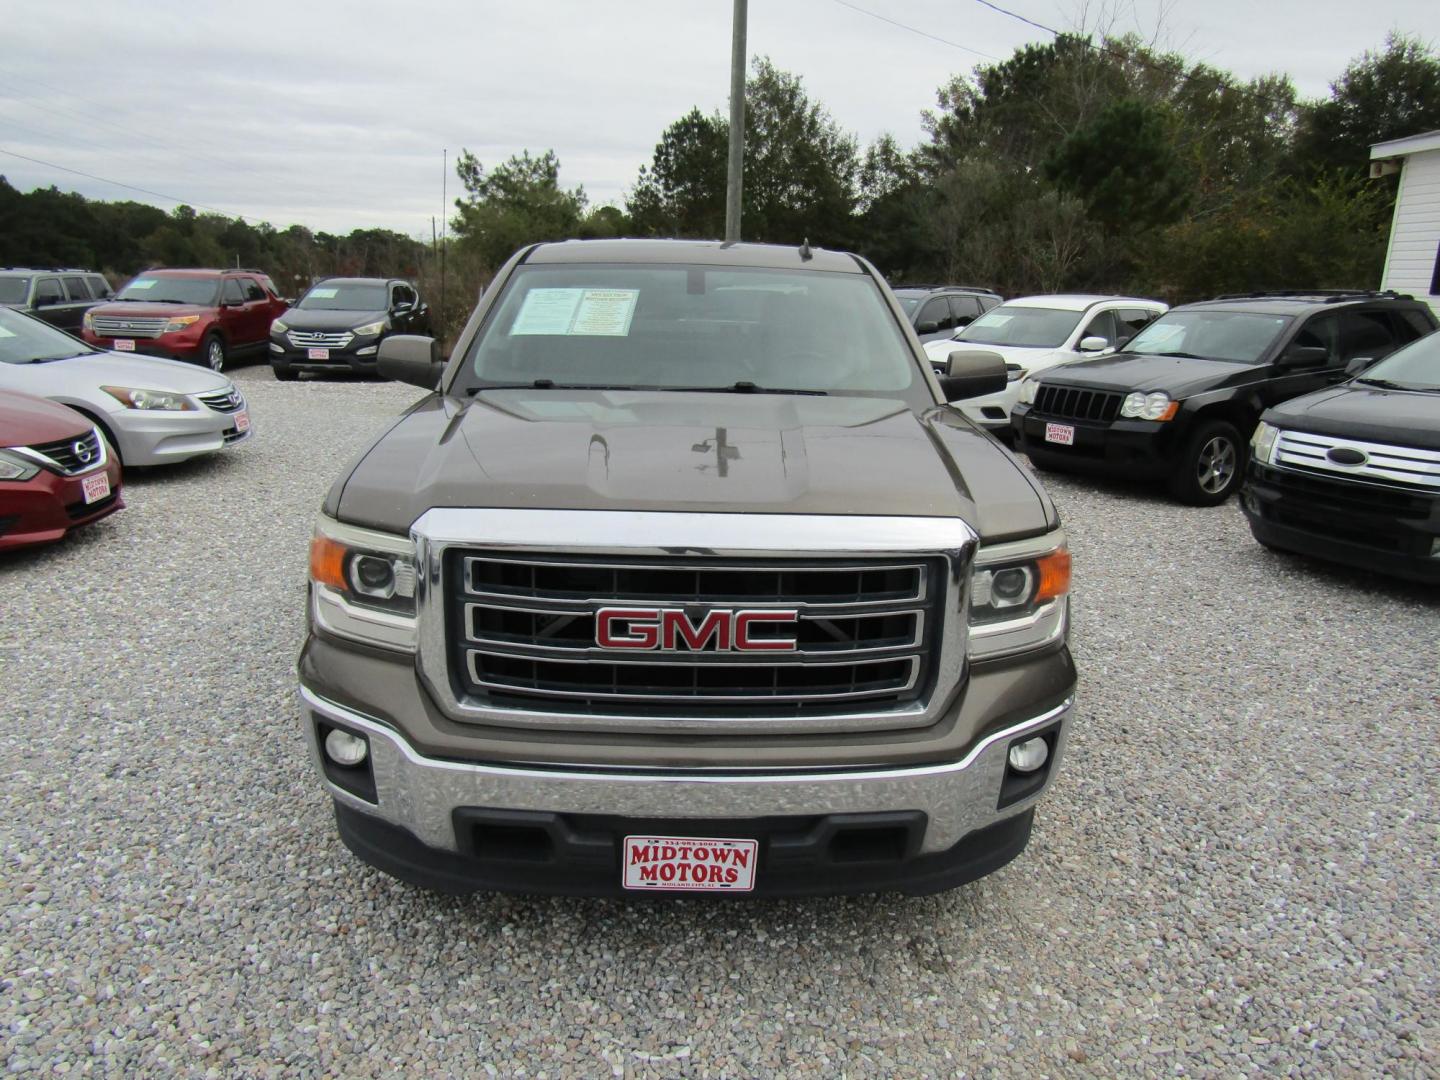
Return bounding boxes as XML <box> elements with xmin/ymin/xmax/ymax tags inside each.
<box><xmin>203</xmin><ymin>333</ymin><xmax>226</xmax><ymax>373</ymax></box>
<box><xmin>271</xmin><ymin>362</ymin><xmax>297</xmax><ymax>382</ymax></box>
<box><xmin>1170</xmin><ymin>419</ymin><xmax>1243</xmax><ymax>506</ymax></box>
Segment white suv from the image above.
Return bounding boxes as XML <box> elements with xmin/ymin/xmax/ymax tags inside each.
<box><xmin>924</xmin><ymin>294</ymin><xmax>1166</xmax><ymax>436</ymax></box>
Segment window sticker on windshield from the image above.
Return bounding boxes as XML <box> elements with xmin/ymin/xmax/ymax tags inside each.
<box><xmin>511</xmin><ymin>288</ymin><xmax>640</xmax><ymax>337</ymax></box>
<box><xmin>309</xmin><ymin>287</ymin><xmax>338</xmax><ymax>299</ymax></box>
<box><xmin>128</xmin><ymin>279</ymin><xmax>157</xmax><ymax>290</ymax></box>
<box><xmin>0</xmin><ymin>326</ymin><xmax>15</xmax><ymax>338</ymax></box>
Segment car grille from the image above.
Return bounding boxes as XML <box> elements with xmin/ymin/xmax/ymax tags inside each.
<box><xmin>447</xmin><ymin>553</ymin><xmax>943</xmax><ymax>715</ymax></box>
<box><xmin>27</xmin><ymin>429</ymin><xmax>103</xmax><ymax>475</ymax></box>
<box><xmin>90</xmin><ymin>316</ymin><xmax>167</xmax><ymax>338</ymax></box>
<box><xmin>198</xmin><ymin>388</ymin><xmax>245</xmax><ymax>413</ymax></box>
<box><xmin>288</xmin><ymin>330</ymin><xmax>353</xmax><ymax>348</ymax></box>
<box><xmin>1274</xmin><ymin>430</ymin><xmax>1440</xmax><ymax>491</ymax></box>
<box><xmin>1032</xmin><ymin>384</ymin><xmax>1123</xmax><ymax>423</ymax></box>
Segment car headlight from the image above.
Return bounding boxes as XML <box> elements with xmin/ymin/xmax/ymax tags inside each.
<box><xmin>1119</xmin><ymin>391</ymin><xmax>1178</xmax><ymax>421</ymax></box>
<box><xmin>309</xmin><ymin>515</ymin><xmax>417</xmax><ymax>651</ymax></box>
<box><xmin>969</xmin><ymin>532</ymin><xmax>1071</xmax><ymax>660</ymax></box>
<box><xmin>82</xmin><ymin>311</ymin><xmax>95</xmax><ymax>331</ymax></box>
<box><xmin>1250</xmin><ymin>421</ymin><xmax>1279</xmax><ymax>464</ymax></box>
<box><xmin>1017</xmin><ymin>378</ymin><xmax>1038</xmax><ymax>405</ymax></box>
<box><xmin>162</xmin><ymin>315</ymin><xmax>200</xmax><ymax>334</ymax></box>
<box><xmin>100</xmin><ymin>386</ymin><xmax>198</xmax><ymax>411</ymax></box>
<box><xmin>271</xmin><ymin>319</ymin><xmax>289</xmax><ymax>334</ymax></box>
<box><xmin>1006</xmin><ymin>365</ymin><xmax>1027</xmax><ymax>384</ymax></box>
<box><xmin>0</xmin><ymin>449</ymin><xmax>40</xmax><ymax>482</ymax></box>
<box><xmin>352</xmin><ymin>320</ymin><xmax>387</xmax><ymax>337</ymax></box>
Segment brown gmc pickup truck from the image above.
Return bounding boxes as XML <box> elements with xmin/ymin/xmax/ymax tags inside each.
<box><xmin>299</xmin><ymin>239</ymin><xmax>1076</xmax><ymax>896</ymax></box>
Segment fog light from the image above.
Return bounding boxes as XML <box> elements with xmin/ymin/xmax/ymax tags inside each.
<box><xmin>1008</xmin><ymin>737</ymin><xmax>1049</xmax><ymax>773</ymax></box>
<box><xmin>324</xmin><ymin>728</ymin><xmax>368</xmax><ymax>767</ymax></box>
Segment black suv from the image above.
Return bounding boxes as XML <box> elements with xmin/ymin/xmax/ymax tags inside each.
<box><xmin>1011</xmin><ymin>291</ymin><xmax>1438</xmax><ymax>505</ymax></box>
<box><xmin>0</xmin><ymin>268</ymin><xmax>113</xmax><ymax>334</ymax></box>
<box><xmin>1242</xmin><ymin>327</ymin><xmax>1440</xmax><ymax>582</ymax></box>
<box><xmin>269</xmin><ymin>277</ymin><xmax>432</xmax><ymax>380</ymax></box>
<box><xmin>893</xmin><ymin>284</ymin><xmax>1002</xmax><ymax>343</ymax></box>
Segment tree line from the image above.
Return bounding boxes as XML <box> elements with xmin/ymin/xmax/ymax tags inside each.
<box><xmin>3</xmin><ymin>29</ymin><xmax>1438</xmax><ymax>328</ymax></box>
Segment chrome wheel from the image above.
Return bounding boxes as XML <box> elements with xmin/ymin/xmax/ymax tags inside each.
<box><xmin>206</xmin><ymin>338</ymin><xmax>225</xmax><ymax>372</ymax></box>
<box><xmin>1196</xmin><ymin>435</ymin><xmax>1236</xmax><ymax>494</ymax></box>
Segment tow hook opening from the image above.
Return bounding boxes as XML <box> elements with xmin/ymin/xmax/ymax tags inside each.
<box><xmin>998</xmin><ymin>724</ymin><xmax>1060</xmax><ymax>809</ymax></box>
<box><xmin>315</xmin><ymin>719</ymin><xmax>377</xmax><ymax>803</ymax></box>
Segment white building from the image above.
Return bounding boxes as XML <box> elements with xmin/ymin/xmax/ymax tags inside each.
<box><xmin>1371</xmin><ymin>129</ymin><xmax>1440</xmax><ymax>317</ymax></box>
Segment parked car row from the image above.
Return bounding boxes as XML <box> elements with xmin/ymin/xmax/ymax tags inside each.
<box><xmin>0</xmin><ymin>307</ymin><xmax>252</xmax><ymax>550</ymax></box>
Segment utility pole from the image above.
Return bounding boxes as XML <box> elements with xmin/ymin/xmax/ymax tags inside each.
<box><xmin>440</xmin><ymin>148</ymin><xmax>448</xmax><ymax>335</ymax></box>
<box><xmin>724</xmin><ymin>0</ymin><xmax>746</xmax><ymax>242</ymax></box>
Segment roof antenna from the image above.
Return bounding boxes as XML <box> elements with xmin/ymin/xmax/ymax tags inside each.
<box><xmin>799</xmin><ymin>238</ymin><xmax>813</xmax><ymax>261</ymax></box>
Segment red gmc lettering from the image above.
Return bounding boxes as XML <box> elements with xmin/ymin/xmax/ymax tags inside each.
<box><xmin>661</xmin><ymin>611</ymin><xmax>730</xmax><ymax>651</ymax></box>
<box><xmin>734</xmin><ymin>611</ymin><xmax>797</xmax><ymax>651</ymax></box>
<box><xmin>597</xmin><ymin>608</ymin><xmax>798</xmax><ymax>652</ymax></box>
<box><xmin>596</xmin><ymin>609</ymin><xmax>659</xmax><ymax>650</ymax></box>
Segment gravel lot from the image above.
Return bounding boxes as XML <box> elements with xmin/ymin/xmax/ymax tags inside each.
<box><xmin>3</xmin><ymin>364</ymin><xmax>1438</xmax><ymax>1077</ymax></box>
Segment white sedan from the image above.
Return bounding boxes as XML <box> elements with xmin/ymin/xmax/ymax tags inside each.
<box><xmin>925</xmin><ymin>294</ymin><xmax>1167</xmax><ymax>436</ymax></box>
<box><xmin>0</xmin><ymin>308</ymin><xmax>251</xmax><ymax>465</ymax></box>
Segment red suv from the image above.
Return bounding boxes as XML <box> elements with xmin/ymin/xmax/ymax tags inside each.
<box><xmin>81</xmin><ymin>269</ymin><xmax>288</xmax><ymax>372</ymax></box>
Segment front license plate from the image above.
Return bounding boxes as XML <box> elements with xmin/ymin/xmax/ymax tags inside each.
<box><xmin>233</xmin><ymin>410</ymin><xmax>250</xmax><ymax>433</ymax></box>
<box><xmin>307</xmin><ymin>348</ymin><xmax>330</xmax><ymax>360</ymax></box>
<box><xmin>113</xmin><ymin>339</ymin><xmax>136</xmax><ymax>352</ymax></box>
<box><xmin>81</xmin><ymin>472</ymin><xmax>110</xmax><ymax>504</ymax></box>
<box><xmin>1044</xmin><ymin>422</ymin><xmax>1076</xmax><ymax>446</ymax></box>
<box><xmin>622</xmin><ymin>835</ymin><xmax>758</xmax><ymax>892</ymax></box>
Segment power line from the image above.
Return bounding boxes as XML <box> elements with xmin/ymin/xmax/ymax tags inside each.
<box><xmin>829</xmin><ymin>0</ymin><xmax>1000</xmax><ymax>61</ymax></box>
<box><xmin>0</xmin><ymin>146</ymin><xmax>250</xmax><ymax>220</ymax></box>
<box><xmin>971</xmin><ymin>0</ymin><xmax>1298</xmax><ymax>112</ymax></box>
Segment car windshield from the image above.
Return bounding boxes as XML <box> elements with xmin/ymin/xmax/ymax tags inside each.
<box><xmin>955</xmin><ymin>306</ymin><xmax>1084</xmax><ymax>348</ymax></box>
<box><xmin>894</xmin><ymin>295</ymin><xmax>922</xmax><ymax>313</ymax></box>
<box><xmin>0</xmin><ymin>278</ymin><xmax>29</xmax><ymax>304</ymax></box>
<box><xmin>298</xmin><ymin>283</ymin><xmax>389</xmax><ymax>311</ymax></box>
<box><xmin>1357</xmin><ymin>329</ymin><xmax>1440</xmax><ymax>391</ymax></box>
<box><xmin>115</xmin><ymin>276</ymin><xmax>219</xmax><ymax>305</ymax></box>
<box><xmin>459</xmin><ymin>264</ymin><xmax>923</xmax><ymax>399</ymax></box>
<box><xmin>1124</xmin><ymin>311</ymin><xmax>1291</xmax><ymax>363</ymax></box>
<box><xmin>0</xmin><ymin>308</ymin><xmax>97</xmax><ymax>363</ymax></box>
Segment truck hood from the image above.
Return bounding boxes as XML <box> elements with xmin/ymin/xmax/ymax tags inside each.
<box><xmin>279</xmin><ymin>308</ymin><xmax>388</xmax><ymax>331</ymax></box>
<box><xmin>335</xmin><ymin>390</ymin><xmax>1057</xmax><ymax>543</ymax></box>
<box><xmin>1042</xmin><ymin>351</ymin><xmax>1256</xmax><ymax>396</ymax></box>
<box><xmin>90</xmin><ymin>301</ymin><xmax>213</xmax><ymax>319</ymax></box>
<box><xmin>1264</xmin><ymin>382</ymin><xmax>1440</xmax><ymax>450</ymax></box>
<box><xmin>925</xmin><ymin>340</ymin><xmax>1059</xmax><ymax>371</ymax></box>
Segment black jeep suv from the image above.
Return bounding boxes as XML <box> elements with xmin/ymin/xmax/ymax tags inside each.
<box><xmin>1011</xmin><ymin>291</ymin><xmax>1438</xmax><ymax>505</ymax></box>
<box><xmin>892</xmin><ymin>284</ymin><xmax>1003</xmax><ymax>343</ymax></box>
<box><xmin>270</xmin><ymin>277</ymin><xmax>432</xmax><ymax>380</ymax></box>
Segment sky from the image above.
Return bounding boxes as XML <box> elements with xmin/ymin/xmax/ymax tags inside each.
<box><xmin>1</xmin><ymin>0</ymin><xmax>1434</xmax><ymax>238</ymax></box>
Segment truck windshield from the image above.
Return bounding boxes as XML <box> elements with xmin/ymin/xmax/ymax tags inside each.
<box><xmin>956</xmin><ymin>307</ymin><xmax>1083</xmax><ymax>349</ymax></box>
<box><xmin>0</xmin><ymin>278</ymin><xmax>29</xmax><ymax>304</ymax></box>
<box><xmin>115</xmin><ymin>277</ymin><xmax>219</xmax><ymax>306</ymax></box>
<box><xmin>459</xmin><ymin>264</ymin><xmax>922</xmax><ymax>398</ymax></box>
<box><xmin>299</xmin><ymin>283</ymin><xmax>389</xmax><ymax>311</ymax></box>
<box><xmin>1124</xmin><ymin>311</ymin><xmax>1291</xmax><ymax>363</ymax></box>
<box><xmin>1357</xmin><ymin>329</ymin><xmax>1440</xmax><ymax>391</ymax></box>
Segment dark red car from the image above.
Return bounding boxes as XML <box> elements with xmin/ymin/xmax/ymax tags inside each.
<box><xmin>0</xmin><ymin>390</ymin><xmax>123</xmax><ymax>550</ymax></box>
<box><xmin>80</xmin><ymin>268</ymin><xmax>288</xmax><ymax>372</ymax></box>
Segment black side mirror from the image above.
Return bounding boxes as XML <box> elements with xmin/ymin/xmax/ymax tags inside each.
<box><xmin>392</xmin><ymin>301</ymin><xmax>413</xmax><ymax>314</ymax></box>
<box><xmin>378</xmin><ymin>335</ymin><xmax>444</xmax><ymax>390</ymax></box>
<box><xmin>916</xmin><ymin>320</ymin><xmax>939</xmax><ymax>335</ymax></box>
<box><xmin>1278</xmin><ymin>345</ymin><xmax>1328</xmax><ymax>368</ymax></box>
<box><xmin>938</xmin><ymin>349</ymin><xmax>1008</xmax><ymax>401</ymax></box>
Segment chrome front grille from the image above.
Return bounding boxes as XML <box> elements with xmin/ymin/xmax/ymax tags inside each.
<box><xmin>198</xmin><ymin>388</ymin><xmax>245</xmax><ymax>413</ymax></box>
<box><xmin>90</xmin><ymin>316</ymin><xmax>167</xmax><ymax>338</ymax></box>
<box><xmin>1274</xmin><ymin>430</ymin><xmax>1440</xmax><ymax>491</ymax></box>
<box><xmin>25</xmin><ymin>428</ymin><xmax>104</xmax><ymax>475</ymax></box>
<box><xmin>450</xmin><ymin>555</ymin><xmax>939</xmax><ymax>713</ymax></box>
<box><xmin>288</xmin><ymin>330</ymin><xmax>353</xmax><ymax>348</ymax></box>
<box><xmin>1033</xmin><ymin>384</ymin><xmax>1123</xmax><ymax>423</ymax></box>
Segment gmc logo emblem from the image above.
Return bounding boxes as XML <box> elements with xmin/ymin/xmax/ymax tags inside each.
<box><xmin>595</xmin><ymin>607</ymin><xmax>798</xmax><ymax>652</ymax></box>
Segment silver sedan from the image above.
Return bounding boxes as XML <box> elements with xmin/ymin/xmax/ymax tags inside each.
<box><xmin>0</xmin><ymin>308</ymin><xmax>251</xmax><ymax>466</ymax></box>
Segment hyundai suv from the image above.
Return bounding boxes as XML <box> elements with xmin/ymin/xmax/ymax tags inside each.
<box><xmin>81</xmin><ymin>269</ymin><xmax>288</xmax><ymax>372</ymax></box>
<box><xmin>269</xmin><ymin>277</ymin><xmax>432</xmax><ymax>380</ymax></box>
<box><xmin>1011</xmin><ymin>291</ymin><xmax>1438</xmax><ymax>505</ymax></box>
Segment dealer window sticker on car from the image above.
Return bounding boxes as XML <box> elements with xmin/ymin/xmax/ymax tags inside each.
<box><xmin>308</xmin><ymin>287</ymin><xmax>339</xmax><ymax>299</ymax></box>
<box><xmin>511</xmin><ymin>288</ymin><xmax>639</xmax><ymax>337</ymax></box>
<box><xmin>128</xmin><ymin>279</ymin><xmax>157</xmax><ymax>290</ymax></box>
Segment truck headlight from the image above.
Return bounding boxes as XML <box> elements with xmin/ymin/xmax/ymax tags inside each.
<box><xmin>1119</xmin><ymin>391</ymin><xmax>1177</xmax><ymax>421</ymax></box>
<box><xmin>101</xmin><ymin>386</ymin><xmax>198</xmax><ymax>411</ymax></box>
<box><xmin>162</xmin><ymin>315</ymin><xmax>201</xmax><ymax>334</ymax></box>
<box><xmin>1017</xmin><ymin>378</ymin><xmax>1038</xmax><ymax>405</ymax></box>
<box><xmin>969</xmin><ymin>533</ymin><xmax>1070</xmax><ymax>660</ymax></box>
<box><xmin>309</xmin><ymin>516</ymin><xmax>417</xmax><ymax>651</ymax></box>
<box><xmin>352</xmin><ymin>320</ymin><xmax>387</xmax><ymax>337</ymax></box>
<box><xmin>83</xmin><ymin>311</ymin><xmax>95</xmax><ymax>331</ymax></box>
<box><xmin>1250</xmin><ymin>421</ymin><xmax>1279</xmax><ymax>464</ymax></box>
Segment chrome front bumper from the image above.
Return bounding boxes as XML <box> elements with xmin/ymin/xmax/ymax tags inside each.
<box><xmin>301</xmin><ymin>687</ymin><xmax>1073</xmax><ymax>856</ymax></box>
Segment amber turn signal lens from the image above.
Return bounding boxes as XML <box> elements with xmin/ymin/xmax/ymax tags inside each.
<box><xmin>1034</xmin><ymin>548</ymin><xmax>1072</xmax><ymax>603</ymax></box>
<box><xmin>1156</xmin><ymin>401</ymin><xmax>1179</xmax><ymax>421</ymax></box>
<box><xmin>309</xmin><ymin>534</ymin><xmax>348</xmax><ymax>590</ymax></box>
